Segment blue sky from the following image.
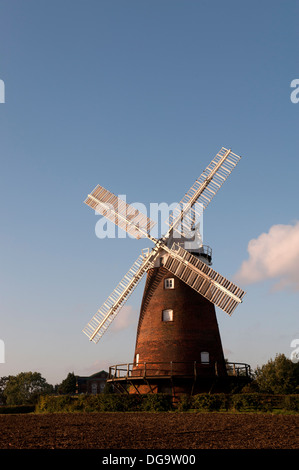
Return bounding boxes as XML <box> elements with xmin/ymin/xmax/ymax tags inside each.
<box><xmin>0</xmin><ymin>0</ymin><xmax>298</xmax><ymax>385</ymax></box>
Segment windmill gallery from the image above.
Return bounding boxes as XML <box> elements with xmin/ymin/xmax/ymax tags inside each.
<box><xmin>82</xmin><ymin>147</ymin><xmax>251</xmax><ymax>397</ymax></box>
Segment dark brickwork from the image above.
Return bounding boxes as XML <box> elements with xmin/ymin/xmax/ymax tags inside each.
<box><xmin>133</xmin><ymin>266</ymin><xmax>227</xmax><ymax>379</ymax></box>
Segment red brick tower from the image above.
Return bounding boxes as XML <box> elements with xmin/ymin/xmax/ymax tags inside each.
<box><xmin>129</xmin><ymin>248</ymin><xmax>228</xmax><ymax>395</ymax></box>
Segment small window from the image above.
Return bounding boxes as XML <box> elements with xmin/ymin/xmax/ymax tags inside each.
<box><xmin>164</xmin><ymin>278</ymin><xmax>174</xmax><ymax>289</ymax></box>
<box><xmin>99</xmin><ymin>382</ymin><xmax>105</xmax><ymax>392</ymax></box>
<box><xmin>201</xmin><ymin>351</ymin><xmax>209</xmax><ymax>364</ymax></box>
<box><xmin>135</xmin><ymin>353</ymin><xmax>140</xmax><ymax>366</ymax></box>
<box><xmin>162</xmin><ymin>309</ymin><xmax>173</xmax><ymax>322</ymax></box>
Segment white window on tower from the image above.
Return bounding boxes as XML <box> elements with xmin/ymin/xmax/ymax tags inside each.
<box><xmin>135</xmin><ymin>353</ymin><xmax>140</xmax><ymax>366</ymax></box>
<box><xmin>164</xmin><ymin>278</ymin><xmax>174</xmax><ymax>289</ymax></box>
<box><xmin>162</xmin><ymin>309</ymin><xmax>173</xmax><ymax>322</ymax></box>
<box><xmin>201</xmin><ymin>351</ymin><xmax>210</xmax><ymax>364</ymax></box>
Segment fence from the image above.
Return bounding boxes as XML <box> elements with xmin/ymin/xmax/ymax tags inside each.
<box><xmin>108</xmin><ymin>361</ymin><xmax>251</xmax><ymax>380</ymax></box>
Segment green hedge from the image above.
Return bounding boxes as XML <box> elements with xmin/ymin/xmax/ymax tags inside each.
<box><xmin>36</xmin><ymin>393</ymin><xmax>173</xmax><ymax>413</ymax></box>
<box><xmin>35</xmin><ymin>393</ymin><xmax>299</xmax><ymax>414</ymax></box>
<box><xmin>0</xmin><ymin>405</ymin><xmax>35</xmax><ymax>414</ymax></box>
<box><xmin>187</xmin><ymin>393</ymin><xmax>299</xmax><ymax>412</ymax></box>
<box><xmin>191</xmin><ymin>393</ymin><xmax>229</xmax><ymax>412</ymax></box>
<box><xmin>281</xmin><ymin>395</ymin><xmax>299</xmax><ymax>412</ymax></box>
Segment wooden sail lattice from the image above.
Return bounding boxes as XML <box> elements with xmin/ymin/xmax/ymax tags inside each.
<box><xmin>83</xmin><ymin>249</ymin><xmax>156</xmax><ymax>343</ymax></box>
<box><xmin>85</xmin><ymin>185</ymin><xmax>156</xmax><ymax>239</ymax></box>
<box><xmin>165</xmin><ymin>147</ymin><xmax>241</xmax><ymax>236</ymax></box>
<box><xmin>164</xmin><ymin>243</ymin><xmax>245</xmax><ymax>315</ymax></box>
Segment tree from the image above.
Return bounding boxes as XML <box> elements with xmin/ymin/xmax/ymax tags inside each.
<box><xmin>57</xmin><ymin>372</ymin><xmax>77</xmax><ymax>395</ymax></box>
<box><xmin>3</xmin><ymin>372</ymin><xmax>54</xmax><ymax>405</ymax></box>
<box><xmin>255</xmin><ymin>353</ymin><xmax>299</xmax><ymax>394</ymax></box>
<box><xmin>0</xmin><ymin>376</ymin><xmax>9</xmax><ymax>404</ymax></box>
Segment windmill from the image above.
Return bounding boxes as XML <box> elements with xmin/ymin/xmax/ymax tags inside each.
<box><xmin>82</xmin><ymin>147</ymin><xmax>250</xmax><ymax>395</ymax></box>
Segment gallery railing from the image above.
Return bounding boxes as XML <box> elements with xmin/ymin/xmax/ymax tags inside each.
<box><xmin>108</xmin><ymin>361</ymin><xmax>251</xmax><ymax>380</ymax></box>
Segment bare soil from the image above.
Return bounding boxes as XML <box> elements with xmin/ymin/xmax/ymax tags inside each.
<box><xmin>0</xmin><ymin>412</ymin><xmax>298</xmax><ymax>449</ymax></box>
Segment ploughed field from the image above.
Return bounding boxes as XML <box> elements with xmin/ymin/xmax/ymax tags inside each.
<box><xmin>0</xmin><ymin>412</ymin><xmax>298</xmax><ymax>449</ymax></box>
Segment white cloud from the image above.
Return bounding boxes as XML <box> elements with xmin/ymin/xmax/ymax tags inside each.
<box><xmin>235</xmin><ymin>221</ymin><xmax>299</xmax><ymax>291</ymax></box>
<box><xmin>110</xmin><ymin>305</ymin><xmax>138</xmax><ymax>332</ymax></box>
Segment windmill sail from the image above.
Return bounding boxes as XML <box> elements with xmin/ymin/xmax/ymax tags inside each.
<box><xmin>85</xmin><ymin>185</ymin><xmax>156</xmax><ymax>239</ymax></box>
<box><xmin>164</xmin><ymin>243</ymin><xmax>245</xmax><ymax>315</ymax></box>
<box><xmin>165</xmin><ymin>147</ymin><xmax>241</xmax><ymax>237</ymax></box>
<box><xmin>82</xmin><ymin>146</ymin><xmax>246</xmax><ymax>344</ymax></box>
<box><xmin>83</xmin><ymin>249</ymin><xmax>157</xmax><ymax>343</ymax></box>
